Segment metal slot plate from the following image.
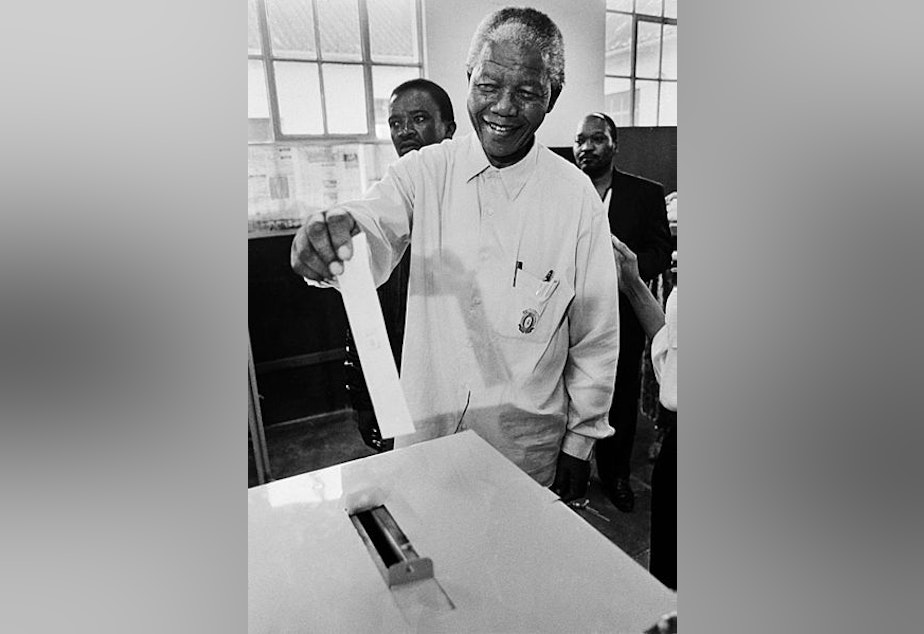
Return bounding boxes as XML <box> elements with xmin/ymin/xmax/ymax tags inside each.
<box><xmin>349</xmin><ymin>505</ymin><xmax>434</xmax><ymax>587</ymax></box>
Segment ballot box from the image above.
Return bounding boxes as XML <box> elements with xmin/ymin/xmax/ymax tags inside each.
<box><xmin>249</xmin><ymin>430</ymin><xmax>676</xmax><ymax>632</ymax></box>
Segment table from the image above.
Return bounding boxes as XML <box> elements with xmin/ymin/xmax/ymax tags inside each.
<box><xmin>249</xmin><ymin>431</ymin><xmax>676</xmax><ymax>632</ymax></box>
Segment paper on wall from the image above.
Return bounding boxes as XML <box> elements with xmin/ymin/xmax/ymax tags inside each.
<box><xmin>337</xmin><ymin>232</ymin><xmax>415</xmax><ymax>438</ymax></box>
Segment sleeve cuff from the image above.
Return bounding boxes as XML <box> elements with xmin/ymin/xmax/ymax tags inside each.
<box><xmin>561</xmin><ymin>431</ymin><xmax>596</xmax><ymax>461</ymax></box>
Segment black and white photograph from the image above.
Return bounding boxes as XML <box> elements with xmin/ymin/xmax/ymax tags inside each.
<box><xmin>7</xmin><ymin>0</ymin><xmax>924</xmax><ymax>631</ymax></box>
<box><xmin>248</xmin><ymin>1</ymin><xmax>678</xmax><ymax>631</ymax></box>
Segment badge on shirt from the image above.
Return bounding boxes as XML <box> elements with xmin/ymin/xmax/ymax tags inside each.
<box><xmin>518</xmin><ymin>308</ymin><xmax>539</xmax><ymax>334</ymax></box>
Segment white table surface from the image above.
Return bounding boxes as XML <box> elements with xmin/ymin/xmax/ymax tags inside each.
<box><xmin>249</xmin><ymin>430</ymin><xmax>676</xmax><ymax>632</ymax></box>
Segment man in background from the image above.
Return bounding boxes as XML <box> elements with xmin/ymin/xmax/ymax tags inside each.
<box><xmin>293</xmin><ymin>7</ymin><xmax>619</xmax><ymax>501</ymax></box>
<box><xmin>573</xmin><ymin>112</ymin><xmax>672</xmax><ymax>511</ymax></box>
<box><xmin>346</xmin><ymin>79</ymin><xmax>456</xmax><ymax>452</ymax></box>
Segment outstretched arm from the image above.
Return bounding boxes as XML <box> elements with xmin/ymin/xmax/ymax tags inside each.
<box><xmin>612</xmin><ymin>236</ymin><xmax>665</xmax><ymax>340</ymax></box>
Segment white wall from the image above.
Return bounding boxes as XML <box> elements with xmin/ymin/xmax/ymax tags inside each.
<box><xmin>422</xmin><ymin>0</ymin><xmax>606</xmax><ymax>148</ymax></box>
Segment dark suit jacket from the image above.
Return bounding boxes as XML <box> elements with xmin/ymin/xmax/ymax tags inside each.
<box><xmin>608</xmin><ymin>169</ymin><xmax>672</xmax><ymax>357</ymax></box>
<box><xmin>608</xmin><ymin>168</ymin><xmax>672</xmax><ymax>282</ymax></box>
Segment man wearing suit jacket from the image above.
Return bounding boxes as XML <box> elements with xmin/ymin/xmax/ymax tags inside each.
<box><xmin>573</xmin><ymin>112</ymin><xmax>672</xmax><ymax>512</ymax></box>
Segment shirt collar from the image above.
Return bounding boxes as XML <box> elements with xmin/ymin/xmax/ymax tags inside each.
<box><xmin>463</xmin><ymin>133</ymin><xmax>540</xmax><ymax>201</ymax></box>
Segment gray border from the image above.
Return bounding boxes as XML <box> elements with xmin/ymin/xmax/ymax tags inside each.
<box><xmin>7</xmin><ymin>0</ymin><xmax>924</xmax><ymax>631</ymax></box>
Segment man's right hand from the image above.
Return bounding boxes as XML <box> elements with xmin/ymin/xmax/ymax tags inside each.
<box><xmin>290</xmin><ymin>209</ymin><xmax>358</xmax><ymax>281</ymax></box>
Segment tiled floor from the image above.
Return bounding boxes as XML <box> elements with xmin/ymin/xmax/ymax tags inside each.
<box><xmin>249</xmin><ymin>409</ymin><xmax>663</xmax><ymax>568</ymax></box>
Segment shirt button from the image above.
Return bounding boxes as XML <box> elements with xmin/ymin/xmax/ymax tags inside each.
<box><xmin>485</xmin><ymin>207</ymin><xmax>494</xmax><ymax>216</ymax></box>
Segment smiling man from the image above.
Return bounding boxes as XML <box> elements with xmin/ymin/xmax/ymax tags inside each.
<box><xmin>292</xmin><ymin>7</ymin><xmax>619</xmax><ymax>501</ymax></box>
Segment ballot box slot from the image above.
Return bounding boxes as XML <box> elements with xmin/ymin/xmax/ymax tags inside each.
<box><xmin>349</xmin><ymin>505</ymin><xmax>434</xmax><ymax>587</ymax></box>
<box><xmin>349</xmin><ymin>504</ymin><xmax>455</xmax><ymax>620</ymax></box>
<box><xmin>355</xmin><ymin>508</ymin><xmax>404</xmax><ymax>567</ymax></box>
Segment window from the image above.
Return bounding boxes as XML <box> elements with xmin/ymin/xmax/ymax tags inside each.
<box><xmin>248</xmin><ymin>0</ymin><xmax>423</xmax><ymax>143</ymax></box>
<box><xmin>605</xmin><ymin>0</ymin><xmax>677</xmax><ymax>127</ymax></box>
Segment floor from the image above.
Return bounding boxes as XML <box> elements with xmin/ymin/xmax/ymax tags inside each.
<box><xmin>249</xmin><ymin>408</ymin><xmax>663</xmax><ymax>570</ymax></box>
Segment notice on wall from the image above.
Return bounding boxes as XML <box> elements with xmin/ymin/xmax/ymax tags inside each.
<box><xmin>249</xmin><ymin>143</ymin><xmax>383</xmax><ymax>235</ymax></box>
<box><xmin>248</xmin><ymin>145</ymin><xmax>301</xmax><ymax>233</ymax></box>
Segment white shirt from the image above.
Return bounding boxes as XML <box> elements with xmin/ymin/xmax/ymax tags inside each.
<box><xmin>315</xmin><ymin>134</ymin><xmax>619</xmax><ymax>486</ymax></box>
<box><xmin>651</xmin><ymin>287</ymin><xmax>677</xmax><ymax>412</ymax></box>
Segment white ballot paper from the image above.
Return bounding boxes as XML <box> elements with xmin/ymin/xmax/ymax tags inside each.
<box><xmin>337</xmin><ymin>232</ymin><xmax>416</xmax><ymax>438</ymax></box>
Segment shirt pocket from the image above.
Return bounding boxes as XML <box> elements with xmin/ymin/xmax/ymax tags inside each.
<box><xmin>496</xmin><ymin>268</ymin><xmax>575</xmax><ymax>343</ymax></box>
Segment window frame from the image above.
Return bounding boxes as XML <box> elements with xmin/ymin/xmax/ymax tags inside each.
<box><xmin>605</xmin><ymin>2</ymin><xmax>677</xmax><ymax>127</ymax></box>
<box><xmin>249</xmin><ymin>0</ymin><xmax>425</xmax><ymax>144</ymax></box>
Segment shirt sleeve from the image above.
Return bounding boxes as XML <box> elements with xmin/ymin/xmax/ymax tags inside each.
<box><xmin>561</xmin><ymin>188</ymin><xmax>621</xmax><ymax>460</ymax></box>
<box><xmin>651</xmin><ymin>288</ymin><xmax>677</xmax><ymax>411</ymax></box>
<box><xmin>343</xmin><ymin>153</ymin><xmax>420</xmax><ymax>287</ymax></box>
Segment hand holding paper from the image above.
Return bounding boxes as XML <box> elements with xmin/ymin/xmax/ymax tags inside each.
<box><xmin>290</xmin><ymin>208</ymin><xmax>357</xmax><ymax>281</ymax></box>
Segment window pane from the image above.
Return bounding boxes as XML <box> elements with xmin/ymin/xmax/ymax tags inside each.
<box><xmin>658</xmin><ymin>81</ymin><xmax>676</xmax><ymax>126</ymax></box>
<box><xmin>266</xmin><ymin>0</ymin><xmax>316</xmax><ymax>58</ymax></box>
<box><xmin>636</xmin><ymin>21</ymin><xmax>662</xmax><ymax>79</ymax></box>
<box><xmin>604</xmin><ymin>77</ymin><xmax>633</xmax><ymax>127</ymax></box>
<box><xmin>606</xmin><ymin>0</ymin><xmax>633</xmax><ymax>11</ymax></box>
<box><xmin>248</xmin><ymin>0</ymin><xmax>262</xmax><ymax>54</ymax></box>
<box><xmin>368</xmin><ymin>0</ymin><xmax>419</xmax><ymax>63</ymax></box>
<box><xmin>661</xmin><ymin>24</ymin><xmax>676</xmax><ymax>79</ymax></box>
<box><xmin>664</xmin><ymin>0</ymin><xmax>677</xmax><ymax>19</ymax></box>
<box><xmin>636</xmin><ymin>79</ymin><xmax>659</xmax><ymax>126</ymax></box>
<box><xmin>275</xmin><ymin>61</ymin><xmax>324</xmax><ymax>134</ymax></box>
<box><xmin>323</xmin><ymin>64</ymin><xmax>367</xmax><ymax>134</ymax></box>
<box><xmin>371</xmin><ymin>66</ymin><xmax>420</xmax><ymax>139</ymax></box>
<box><xmin>318</xmin><ymin>0</ymin><xmax>362</xmax><ymax>61</ymax></box>
<box><xmin>636</xmin><ymin>0</ymin><xmax>662</xmax><ymax>16</ymax></box>
<box><xmin>249</xmin><ymin>60</ymin><xmax>272</xmax><ymax>142</ymax></box>
<box><xmin>249</xmin><ymin>61</ymin><xmax>270</xmax><ymax>119</ymax></box>
<box><xmin>605</xmin><ymin>12</ymin><xmax>633</xmax><ymax>76</ymax></box>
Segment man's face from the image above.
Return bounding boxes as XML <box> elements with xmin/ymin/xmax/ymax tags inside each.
<box><xmin>467</xmin><ymin>40</ymin><xmax>552</xmax><ymax>168</ymax></box>
<box><xmin>388</xmin><ymin>88</ymin><xmax>453</xmax><ymax>157</ymax></box>
<box><xmin>573</xmin><ymin>116</ymin><xmax>616</xmax><ymax>179</ymax></box>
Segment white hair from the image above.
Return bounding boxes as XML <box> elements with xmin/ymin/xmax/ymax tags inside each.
<box><xmin>465</xmin><ymin>7</ymin><xmax>565</xmax><ymax>97</ymax></box>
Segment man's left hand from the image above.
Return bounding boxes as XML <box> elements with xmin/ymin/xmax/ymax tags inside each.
<box><xmin>550</xmin><ymin>451</ymin><xmax>591</xmax><ymax>502</ymax></box>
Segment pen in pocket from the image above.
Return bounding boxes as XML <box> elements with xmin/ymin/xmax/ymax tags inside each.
<box><xmin>537</xmin><ymin>279</ymin><xmax>559</xmax><ymax>301</ymax></box>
